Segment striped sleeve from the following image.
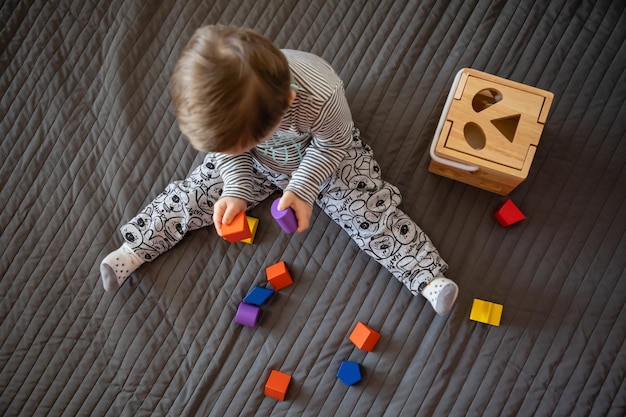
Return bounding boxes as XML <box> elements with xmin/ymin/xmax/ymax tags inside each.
<box><xmin>285</xmin><ymin>53</ymin><xmax>354</xmax><ymax>205</ymax></box>
<box><xmin>213</xmin><ymin>51</ymin><xmax>354</xmax><ymax>207</ymax></box>
<box><xmin>214</xmin><ymin>152</ymin><xmax>255</xmax><ymax>202</ymax></box>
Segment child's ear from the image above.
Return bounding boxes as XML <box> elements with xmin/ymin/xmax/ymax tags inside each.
<box><xmin>288</xmin><ymin>89</ymin><xmax>296</xmax><ymax>106</ymax></box>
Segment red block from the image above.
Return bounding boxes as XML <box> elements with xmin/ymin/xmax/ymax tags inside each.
<box><xmin>266</xmin><ymin>261</ymin><xmax>293</xmax><ymax>291</ymax></box>
<box><xmin>494</xmin><ymin>199</ymin><xmax>525</xmax><ymax>227</ymax></box>
<box><xmin>221</xmin><ymin>211</ymin><xmax>251</xmax><ymax>242</ymax></box>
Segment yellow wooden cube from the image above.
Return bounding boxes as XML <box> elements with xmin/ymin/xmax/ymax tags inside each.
<box><xmin>429</xmin><ymin>68</ymin><xmax>553</xmax><ymax>195</ymax></box>
<box><xmin>240</xmin><ymin>216</ymin><xmax>259</xmax><ymax>244</ymax></box>
<box><xmin>470</xmin><ymin>299</ymin><xmax>503</xmax><ymax>326</ymax></box>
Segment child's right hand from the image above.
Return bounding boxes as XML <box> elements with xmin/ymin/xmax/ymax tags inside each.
<box><xmin>213</xmin><ymin>196</ymin><xmax>248</xmax><ymax>237</ymax></box>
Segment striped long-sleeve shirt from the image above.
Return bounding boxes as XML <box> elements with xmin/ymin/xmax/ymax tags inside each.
<box><xmin>215</xmin><ymin>49</ymin><xmax>354</xmax><ymax>206</ymax></box>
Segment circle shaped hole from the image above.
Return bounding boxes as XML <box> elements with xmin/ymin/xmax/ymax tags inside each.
<box><xmin>464</xmin><ymin>122</ymin><xmax>486</xmax><ymax>150</ymax></box>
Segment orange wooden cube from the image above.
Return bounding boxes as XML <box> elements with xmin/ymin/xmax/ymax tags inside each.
<box><xmin>265</xmin><ymin>261</ymin><xmax>293</xmax><ymax>291</ymax></box>
<box><xmin>221</xmin><ymin>211</ymin><xmax>251</xmax><ymax>243</ymax></box>
<box><xmin>349</xmin><ymin>322</ymin><xmax>381</xmax><ymax>352</ymax></box>
<box><xmin>264</xmin><ymin>370</ymin><xmax>291</xmax><ymax>401</ymax></box>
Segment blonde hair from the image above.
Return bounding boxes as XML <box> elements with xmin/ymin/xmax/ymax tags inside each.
<box><xmin>170</xmin><ymin>26</ymin><xmax>292</xmax><ymax>153</ymax></box>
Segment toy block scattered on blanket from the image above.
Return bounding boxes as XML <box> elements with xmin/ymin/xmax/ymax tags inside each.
<box><xmin>266</xmin><ymin>261</ymin><xmax>293</xmax><ymax>291</ymax></box>
<box><xmin>240</xmin><ymin>216</ymin><xmax>259</xmax><ymax>244</ymax></box>
<box><xmin>470</xmin><ymin>299</ymin><xmax>503</xmax><ymax>326</ymax></box>
<box><xmin>265</xmin><ymin>370</ymin><xmax>292</xmax><ymax>401</ymax></box>
<box><xmin>494</xmin><ymin>198</ymin><xmax>525</xmax><ymax>226</ymax></box>
<box><xmin>222</xmin><ymin>211</ymin><xmax>251</xmax><ymax>243</ymax></box>
<box><xmin>337</xmin><ymin>361</ymin><xmax>362</xmax><ymax>386</ymax></box>
<box><xmin>243</xmin><ymin>286</ymin><xmax>275</xmax><ymax>306</ymax></box>
<box><xmin>235</xmin><ymin>302</ymin><xmax>261</xmax><ymax>327</ymax></box>
<box><xmin>271</xmin><ymin>198</ymin><xmax>298</xmax><ymax>233</ymax></box>
<box><xmin>349</xmin><ymin>322</ymin><xmax>381</xmax><ymax>352</ymax></box>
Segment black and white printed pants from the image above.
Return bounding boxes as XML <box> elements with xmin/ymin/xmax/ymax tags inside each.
<box><xmin>121</xmin><ymin>131</ymin><xmax>447</xmax><ymax>295</ymax></box>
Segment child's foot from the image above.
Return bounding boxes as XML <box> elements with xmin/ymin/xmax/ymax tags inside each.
<box><xmin>420</xmin><ymin>277</ymin><xmax>459</xmax><ymax>315</ymax></box>
<box><xmin>100</xmin><ymin>243</ymin><xmax>144</xmax><ymax>292</ymax></box>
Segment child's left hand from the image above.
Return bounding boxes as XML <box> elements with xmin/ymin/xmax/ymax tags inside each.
<box><xmin>277</xmin><ymin>191</ymin><xmax>312</xmax><ymax>233</ymax></box>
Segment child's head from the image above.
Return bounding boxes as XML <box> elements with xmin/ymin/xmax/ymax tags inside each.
<box><xmin>170</xmin><ymin>25</ymin><xmax>292</xmax><ymax>153</ymax></box>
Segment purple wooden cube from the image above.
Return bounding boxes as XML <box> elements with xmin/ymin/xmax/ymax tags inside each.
<box><xmin>271</xmin><ymin>198</ymin><xmax>298</xmax><ymax>234</ymax></box>
<box><xmin>235</xmin><ymin>302</ymin><xmax>261</xmax><ymax>327</ymax></box>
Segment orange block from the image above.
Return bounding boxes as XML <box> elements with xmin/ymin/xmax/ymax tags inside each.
<box><xmin>265</xmin><ymin>261</ymin><xmax>293</xmax><ymax>291</ymax></box>
<box><xmin>349</xmin><ymin>322</ymin><xmax>380</xmax><ymax>352</ymax></box>
<box><xmin>221</xmin><ymin>211</ymin><xmax>251</xmax><ymax>243</ymax></box>
<box><xmin>264</xmin><ymin>370</ymin><xmax>291</xmax><ymax>401</ymax></box>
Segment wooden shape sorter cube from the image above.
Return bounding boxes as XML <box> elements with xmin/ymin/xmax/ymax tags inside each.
<box><xmin>429</xmin><ymin>68</ymin><xmax>554</xmax><ymax>195</ymax></box>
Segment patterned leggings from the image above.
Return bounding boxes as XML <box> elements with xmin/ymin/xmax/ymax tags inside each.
<box><xmin>121</xmin><ymin>131</ymin><xmax>447</xmax><ymax>296</ymax></box>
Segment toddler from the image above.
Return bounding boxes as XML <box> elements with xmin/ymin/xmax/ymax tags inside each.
<box><xmin>100</xmin><ymin>25</ymin><xmax>459</xmax><ymax>315</ymax></box>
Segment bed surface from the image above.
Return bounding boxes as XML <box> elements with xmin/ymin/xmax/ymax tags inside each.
<box><xmin>1</xmin><ymin>1</ymin><xmax>624</xmax><ymax>416</ymax></box>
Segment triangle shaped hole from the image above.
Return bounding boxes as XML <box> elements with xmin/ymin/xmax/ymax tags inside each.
<box><xmin>491</xmin><ymin>114</ymin><xmax>520</xmax><ymax>143</ymax></box>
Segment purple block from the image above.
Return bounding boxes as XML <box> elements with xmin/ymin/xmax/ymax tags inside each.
<box><xmin>236</xmin><ymin>302</ymin><xmax>261</xmax><ymax>327</ymax></box>
<box><xmin>271</xmin><ymin>198</ymin><xmax>298</xmax><ymax>234</ymax></box>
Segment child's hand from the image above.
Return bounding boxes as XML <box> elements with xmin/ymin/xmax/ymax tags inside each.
<box><xmin>277</xmin><ymin>191</ymin><xmax>312</xmax><ymax>233</ymax></box>
<box><xmin>213</xmin><ymin>196</ymin><xmax>248</xmax><ymax>237</ymax></box>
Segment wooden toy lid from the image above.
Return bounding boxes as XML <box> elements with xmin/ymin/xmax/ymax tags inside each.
<box><xmin>436</xmin><ymin>69</ymin><xmax>553</xmax><ymax>174</ymax></box>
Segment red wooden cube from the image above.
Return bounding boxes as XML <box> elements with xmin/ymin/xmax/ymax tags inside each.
<box><xmin>494</xmin><ymin>199</ymin><xmax>525</xmax><ymax>227</ymax></box>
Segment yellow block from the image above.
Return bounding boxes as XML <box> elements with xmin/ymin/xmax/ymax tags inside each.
<box><xmin>470</xmin><ymin>299</ymin><xmax>503</xmax><ymax>326</ymax></box>
<box><xmin>240</xmin><ymin>216</ymin><xmax>259</xmax><ymax>244</ymax></box>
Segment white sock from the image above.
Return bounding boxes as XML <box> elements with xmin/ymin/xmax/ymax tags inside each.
<box><xmin>420</xmin><ymin>277</ymin><xmax>459</xmax><ymax>315</ymax></box>
<box><xmin>100</xmin><ymin>243</ymin><xmax>144</xmax><ymax>292</ymax></box>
